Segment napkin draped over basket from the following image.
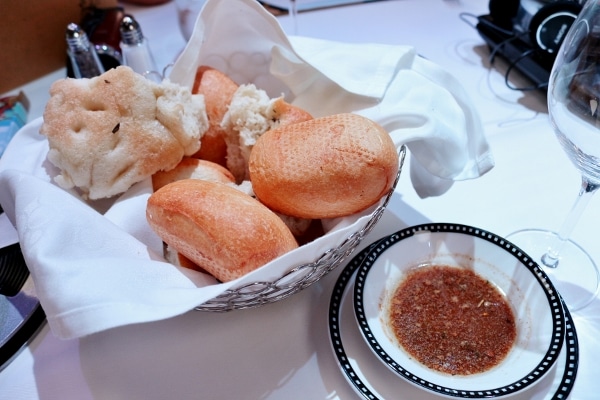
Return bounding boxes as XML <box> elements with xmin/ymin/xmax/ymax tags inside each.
<box><xmin>0</xmin><ymin>0</ymin><xmax>494</xmax><ymax>339</ymax></box>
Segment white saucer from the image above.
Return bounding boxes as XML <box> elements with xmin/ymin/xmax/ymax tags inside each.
<box><xmin>353</xmin><ymin>224</ymin><xmax>565</xmax><ymax>397</ymax></box>
<box><xmin>328</xmin><ymin>237</ymin><xmax>579</xmax><ymax>400</ymax></box>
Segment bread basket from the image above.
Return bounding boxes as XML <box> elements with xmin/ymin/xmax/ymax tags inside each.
<box><xmin>195</xmin><ymin>145</ymin><xmax>406</xmax><ymax>311</ymax></box>
<box><xmin>0</xmin><ymin>0</ymin><xmax>487</xmax><ymax>340</ymax></box>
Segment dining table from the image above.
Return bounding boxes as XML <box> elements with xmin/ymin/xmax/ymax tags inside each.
<box><xmin>1</xmin><ymin>0</ymin><xmax>599</xmax><ymax>399</ymax></box>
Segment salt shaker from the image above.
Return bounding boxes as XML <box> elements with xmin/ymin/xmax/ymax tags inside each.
<box><xmin>66</xmin><ymin>23</ymin><xmax>106</xmax><ymax>78</ymax></box>
<box><xmin>119</xmin><ymin>15</ymin><xmax>160</xmax><ymax>81</ymax></box>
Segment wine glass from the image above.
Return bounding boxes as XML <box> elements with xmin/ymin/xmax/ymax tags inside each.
<box><xmin>507</xmin><ymin>0</ymin><xmax>600</xmax><ymax>312</ymax></box>
<box><xmin>288</xmin><ymin>0</ymin><xmax>315</xmax><ymax>35</ymax></box>
<box><xmin>289</xmin><ymin>0</ymin><xmax>300</xmax><ymax>35</ymax></box>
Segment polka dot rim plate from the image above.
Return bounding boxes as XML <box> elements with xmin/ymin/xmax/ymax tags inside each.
<box><xmin>329</xmin><ymin>223</ymin><xmax>572</xmax><ymax>399</ymax></box>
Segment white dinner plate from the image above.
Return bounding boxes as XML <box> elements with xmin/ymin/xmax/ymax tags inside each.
<box><xmin>328</xmin><ymin>231</ymin><xmax>579</xmax><ymax>399</ymax></box>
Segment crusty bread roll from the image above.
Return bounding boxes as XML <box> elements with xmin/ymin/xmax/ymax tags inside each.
<box><xmin>146</xmin><ymin>179</ymin><xmax>298</xmax><ymax>282</ymax></box>
<box><xmin>41</xmin><ymin>66</ymin><xmax>208</xmax><ymax>200</ymax></box>
<box><xmin>220</xmin><ymin>83</ymin><xmax>313</xmax><ymax>183</ymax></box>
<box><xmin>273</xmin><ymin>212</ymin><xmax>312</xmax><ymax>237</ymax></box>
<box><xmin>249</xmin><ymin>113</ymin><xmax>399</xmax><ymax>219</ymax></box>
<box><xmin>152</xmin><ymin>157</ymin><xmax>255</xmax><ymax>274</ymax></box>
<box><xmin>152</xmin><ymin>157</ymin><xmax>235</xmax><ymax>191</ymax></box>
<box><xmin>164</xmin><ymin>243</ymin><xmax>205</xmax><ymax>273</ymax></box>
<box><xmin>190</xmin><ymin>67</ymin><xmax>238</xmax><ymax>166</ymax></box>
<box><xmin>152</xmin><ymin>157</ymin><xmax>313</xmax><ymax>240</ymax></box>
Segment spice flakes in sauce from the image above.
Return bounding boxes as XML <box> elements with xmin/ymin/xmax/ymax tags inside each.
<box><xmin>388</xmin><ymin>265</ymin><xmax>516</xmax><ymax>376</ymax></box>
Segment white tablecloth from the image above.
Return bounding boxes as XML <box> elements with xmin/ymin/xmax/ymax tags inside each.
<box><xmin>1</xmin><ymin>0</ymin><xmax>598</xmax><ymax>399</ymax></box>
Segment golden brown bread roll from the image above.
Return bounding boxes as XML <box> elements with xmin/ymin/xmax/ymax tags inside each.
<box><xmin>152</xmin><ymin>157</ymin><xmax>255</xmax><ymax>275</ymax></box>
<box><xmin>151</xmin><ymin>157</ymin><xmax>235</xmax><ymax>191</ymax></box>
<box><xmin>191</xmin><ymin>67</ymin><xmax>238</xmax><ymax>166</ymax></box>
<box><xmin>153</xmin><ymin>157</ymin><xmax>316</xmax><ymax>241</ymax></box>
<box><xmin>146</xmin><ymin>179</ymin><xmax>298</xmax><ymax>282</ymax></box>
<box><xmin>248</xmin><ymin>113</ymin><xmax>399</xmax><ymax>219</ymax></box>
<box><xmin>164</xmin><ymin>243</ymin><xmax>205</xmax><ymax>272</ymax></box>
<box><xmin>270</xmin><ymin>97</ymin><xmax>314</xmax><ymax>126</ymax></box>
<box><xmin>190</xmin><ymin>66</ymin><xmax>313</xmax><ymax>183</ymax></box>
<box><xmin>220</xmin><ymin>83</ymin><xmax>313</xmax><ymax>183</ymax></box>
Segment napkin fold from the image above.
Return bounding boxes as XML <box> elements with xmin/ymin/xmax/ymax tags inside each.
<box><xmin>0</xmin><ymin>0</ymin><xmax>493</xmax><ymax>340</ymax></box>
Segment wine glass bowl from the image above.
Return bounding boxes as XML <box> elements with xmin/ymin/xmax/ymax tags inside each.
<box><xmin>288</xmin><ymin>0</ymin><xmax>304</xmax><ymax>35</ymax></box>
<box><xmin>508</xmin><ymin>0</ymin><xmax>600</xmax><ymax>312</ymax></box>
<box><xmin>551</xmin><ymin>16</ymin><xmax>600</xmax><ymax>185</ymax></box>
<box><xmin>288</xmin><ymin>0</ymin><xmax>318</xmax><ymax>35</ymax></box>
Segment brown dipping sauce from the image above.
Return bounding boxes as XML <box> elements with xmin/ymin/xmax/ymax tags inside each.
<box><xmin>387</xmin><ymin>265</ymin><xmax>516</xmax><ymax>376</ymax></box>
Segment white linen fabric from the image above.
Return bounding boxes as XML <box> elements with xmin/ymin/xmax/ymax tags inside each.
<box><xmin>0</xmin><ymin>0</ymin><xmax>493</xmax><ymax>339</ymax></box>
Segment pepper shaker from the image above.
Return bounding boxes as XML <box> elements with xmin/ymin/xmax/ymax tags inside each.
<box><xmin>66</xmin><ymin>23</ymin><xmax>105</xmax><ymax>79</ymax></box>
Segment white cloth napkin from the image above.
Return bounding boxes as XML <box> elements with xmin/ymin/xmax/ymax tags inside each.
<box><xmin>0</xmin><ymin>0</ymin><xmax>493</xmax><ymax>340</ymax></box>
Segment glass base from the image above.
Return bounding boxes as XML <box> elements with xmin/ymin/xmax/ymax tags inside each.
<box><xmin>507</xmin><ymin>229</ymin><xmax>600</xmax><ymax>312</ymax></box>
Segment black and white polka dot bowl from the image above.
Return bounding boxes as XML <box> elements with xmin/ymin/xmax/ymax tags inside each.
<box><xmin>353</xmin><ymin>223</ymin><xmax>565</xmax><ymax>398</ymax></box>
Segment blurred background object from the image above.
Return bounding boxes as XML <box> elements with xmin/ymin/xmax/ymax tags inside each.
<box><xmin>65</xmin><ymin>23</ymin><xmax>106</xmax><ymax>79</ymax></box>
<box><xmin>0</xmin><ymin>0</ymin><xmax>80</xmax><ymax>93</ymax></box>
<box><xmin>475</xmin><ymin>0</ymin><xmax>582</xmax><ymax>91</ymax></box>
<box><xmin>0</xmin><ymin>0</ymin><xmax>171</xmax><ymax>94</ymax></box>
<box><xmin>121</xmin><ymin>0</ymin><xmax>171</xmax><ymax>4</ymax></box>
<box><xmin>174</xmin><ymin>0</ymin><xmax>207</xmax><ymax>41</ymax></box>
<box><xmin>78</xmin><ymin>0</ymin><xmax>125</xmax><ymax>73</ymax></box>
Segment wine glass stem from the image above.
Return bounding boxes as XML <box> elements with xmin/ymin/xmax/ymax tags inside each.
<box><xmin>542</xmin><ymin>177</ymin><xmax>599</xmax><ymax>268</ymax></box>
<box><xmin>290</xmin><ymin>0</ymin><xmax>298</xmax><ymax>35</ymax></box>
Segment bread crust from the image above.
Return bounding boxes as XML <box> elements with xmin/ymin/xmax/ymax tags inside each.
<box><xmin>152</xmin><ymin>157</ymin><xmax>235</xmax><ymax>191</ymax></box>
<box><xmin>192</xmin><ymin>66</ymin><xmax>313</xmax><ymax>183</ymax></box>
<box><xmin>146</xmin><ymin>179</ymin><xmax>298</xmax><ymax>282</ymax></box>
<box><xmin>249</xmin><ymin>113</ymin><xmax>399</xmax><ymax>219</ymax></box>
<box><xmin>221</xmin><ymin>84</ymin><xmax>313</xmax><ymax>183</ymax></box>
<box><xmin>191</xmin><ymin>67</ymin><xmax>239</xmax><ymax>166</ymax></box>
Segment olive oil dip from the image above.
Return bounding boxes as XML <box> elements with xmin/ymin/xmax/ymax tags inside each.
<box><xmin>387</xmin><ymin>265</ymin><xmax>516</xmax><ymax>375</ymax></box>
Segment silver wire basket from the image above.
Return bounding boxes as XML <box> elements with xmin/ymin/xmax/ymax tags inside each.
<box><xmin>194</xmin><ymin>145</ymin><xmax>407</xmax><ymax>312</ymax></box>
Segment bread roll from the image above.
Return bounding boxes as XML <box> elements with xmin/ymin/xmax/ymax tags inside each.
<box><xmin>152</xmin><ymin>157</ymin><xmax>235</xmax><ymax>191</ymax></box>
<box><xmin>40</xmin><ymin>66</ymin><xmax>208</xmax><ymax>200</ymax></box>
<box><xmin>249</xmin><ymin>113</ymin><xmax>399</xmax><ymax>219</ymax></box>
<box><xmin>220</xmin><ymin>83</ymin><xmax>313</xmax><ymax>182</ymax></box>
<box><xmin>152</xmin><ymin>159</ymin><xmax>311</xmax><ymax>239</ymax></box>
<box><xmin>146</xmin><ymin>179</ymin><xmax>298</xmax><ymax>282</ymax></box>
<box><xmin>273</xmin><ymin>212</ymin><xmax>312</xmax><ymax>237</ymax></box>
<box><xmin>152</xmin><ymin>158</ymin><xmax>256</xmax><ymax>275</ymax></box>
<box><xmin>164</xmin><ymin>243</ymin><xmax>205</xmax><ymax>273</ymax></box>
<box><xmin>152</xmin><ymin>156</ymin><xmax>312</xmax><ymax>239</ymax></box>
<box><xmin>191</xmin><ymin>67</ymin><xmax>238</xmax><ymax>166</ymax></box>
